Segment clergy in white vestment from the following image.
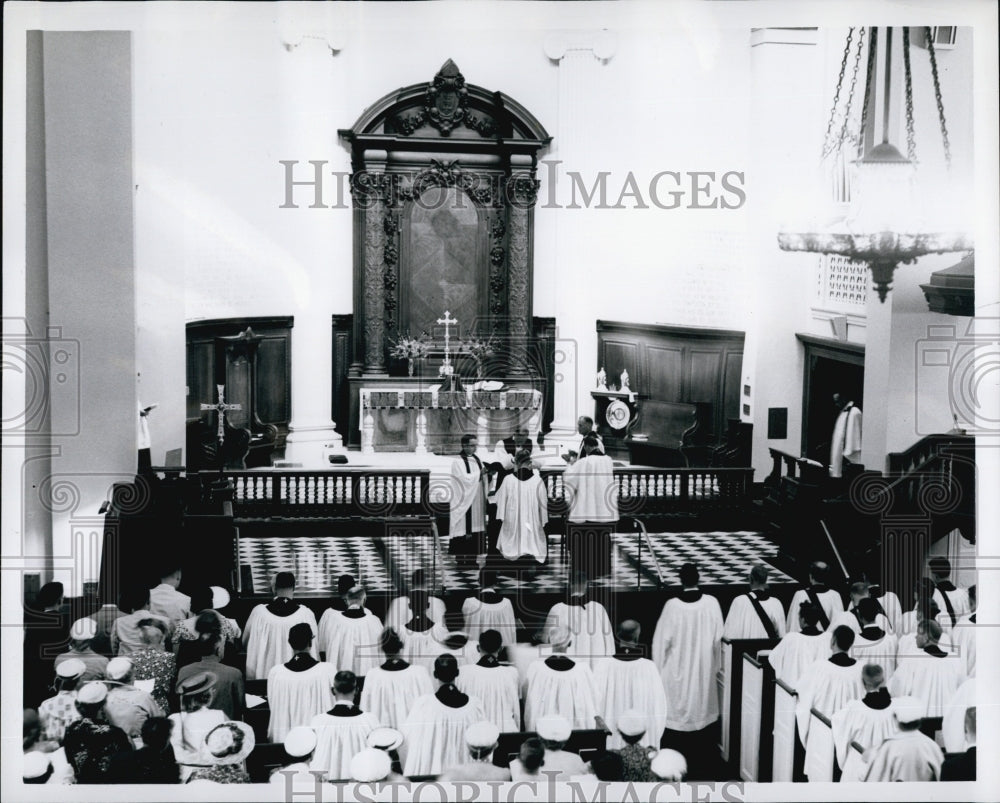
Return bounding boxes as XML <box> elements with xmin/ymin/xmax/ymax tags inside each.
<box><xmin>317</xmin><ymin>586</ymin><xmax>383</xmax><ymax>678</ymax></box>
<box><xmin>462</xmin><ymin>569</ymin><xmax>518</xmax><ymax>645</ymax></box>
<box><xmin>867</xmin><ymin>583</ymin><xmax>903</xmax><ymax>635</ymax></box>
<box><xmin>433</xmin><ymin>612</ymin><xmax>479</xmax><ymax>665</ymax></box>
<box><xmin>768</xmin><ymin>603</ymin><xmax>831</xmax><ymax>689</ymax></box>
<box><xmin>385</xmin><ymin>569</ymin><xmax>447</xmax><ymax>633</ymax></box>
<box><xmin>888</xmin><ymin>619</ymin><xmax>966</xmax><ymax>718</ymax></box>
<box><xmin>533</xmin><ymin>715</ymin><xmax>588</xmax><ymax>780</ymax></box>
<box><xmin>310</xmin><ymin>671</ymin><xmax>381</xmax><ymax>782</ymax></box>
<box><xmin>269</xmin><ymin>726</ymin><xmax>319</xmax><ymax>791</ymax></box>
<box><xmin>829</xmin><ymin>394</ymin><xmax>862</xmax><ymax>478</ymax></box>
<box><xmin>830</xmin><ymin>664</ymin><xmax>899</xmax><ymax>782</ymax></box>
<box><xmin>795</xmin><ymin>626</ymin><xmax>865</xmax><ymax>779</ymax></box>
<box><xmin>493</xmin><ymin>451</ymin><xmax>549</xmax><ymax>564</ymax></box>
<box><xmin>950</xmin><ymin>585</ymin><xmax>976</xmax><ymax>677</ymax></box>
<box><xmin>862</xmin><ymin>696</ymin><xmax>943</xmax><ymax>782</ymax></box>
<box><xmin>456</xmin><ymin>629</ymin><xmax>520</xmax><ymax>733</ymax></box>
<box><xmin>361</xmin><ymin>627</ymin><xmax>433</xmax><ymax>729</ymax></box>
<box><xmin>437</xmin><ymin>720</ymin><xmax>512</xmax><ymax>782</ymax></box>
<box><xmin>563</xmin><ymin>435</ymin><xmax>618</xmax><ymax>523</ymax></box>
<box><xmin>831</xmin><ymin>581</ymin><xmax>893</xmax><ymax>635</ymax></box>
<box><xmin>267</xmin><ymin>623</ymin><xmax>338</xmax><ymax>743</ymax></box>
<box><xmin>400</xmin><ymin>654</ymin><xmax>487</xmax><ymax>776</ymax></box>
<box><xmin>848</xmin><ymin>598</ymin><xmax>900</xmax><ymax>680</ymax></box>
<box><xmin>243</xmin><ymin>572</ymin><xmax>319</xmax><ymax>681</ymax></box>
<box><xmin>450</xmin><ymin>434</ymin><xmax>489</xmax><ymax>566</ymax></box>
<box><xmin>148</xmin><ymin>562</ymin><xmax>192</xmax><ymax>625</ymax></box>
<box><xmin>398</xmin><ymin>590</ymin><xmax>448</xmax><ymax>672</ymax></box>
<box><xmin>723</xmin><ymin>564</ymin><xmax>786</xmax><ymax>640</ymax></box>
<box><xmin>542</xmin><ymin>571</ymin><xmax>615</xmax><ymax>670</ymax></box>
<box><xmin>928</xmin><ymin>557</ymin><xmax>971</xmax><ymax>632</ymax></box>
<box><xmin>651</xmin><ymin>563</ymin><xmax>724</xmax><ymax>732</ymax></box>
<box><xmin>785</xmin><ymin>561</ymin><xmax>844</xmax><ymax>633</ymax></box>
<box><xmin>593</xmin><ymin>620</ymin><xmax>668</xmax><ymax>750</ymax></box>
<box><xmin>941</xmin><ymin>677</ymin><xmax>975</xmax><ymax>754</ymax></box>
<box><xmin>524</xmin><ymin>625</ymin><xmax>599</xmax><ymax>731</ymax></box>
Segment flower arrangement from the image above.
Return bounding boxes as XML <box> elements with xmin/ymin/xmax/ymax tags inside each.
<box><xmin>389</xmin><ymin>332</ymin><xmax>431</xmax><ymax>360</ymax></box>
<box><xmin>460</xmin><ymin>333</ymin><xmax>497</xmax><ymax>362</ymax></box>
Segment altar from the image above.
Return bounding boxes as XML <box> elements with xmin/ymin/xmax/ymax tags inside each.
<box><xmin>360</xmin><ymin>383</ymin><xmax>542</xmax><ymax>454</ymax></box>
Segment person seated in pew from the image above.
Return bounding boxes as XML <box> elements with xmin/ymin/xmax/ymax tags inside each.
<box><xmin>456</xmin><ymin>629</ymin><xmax>520</xmax><ymax>733</ymax></box>
<box><xmin>266</xmin><ymin>623</ymin><xmax>337</xmax><ymax>743</ymax></box>
<box><xmin>542</xmin><ymin>571</ymin><xmax>615</xmax><ymax>671</ymax></box>
<box><xmin>849</xmin><ymin>599</ymin><xmax>900</xmax><ymax>681</ymax></box>
<box><xmin>786</xmin><ymin>561</ymin><xmax>844</xmax><ymax>634</ymax></box>
<box><xmin>832</xmin><ymin>581</ymin><xmax>892</xmax><ymax>635</ymax></box>
<box><xmin>268</xmin><ymin>725</ymin><xmax>317</xmax><ymax>789</ymax></box>
<box><xmin>366</xmin><ymin>727</ymin><xmax>407</xmax><ymax>778</ymax></box>
<box><xmin>889</xmin><ymin>619</ymin><xmax>966</xmax><ymax>719</ymax></box>
<box><xmin>723</xmin><ymin>564</ymin><xmax>786</xmax><ymax>640</ymax></box>
<box><xmin>533</xmin><ymin>715</ymin><xmax>588</xmax><ymax>780</ymax></box>
<box><xmin>243</xmin><ymin>572</ymin><xmax>319</xmax><ymax>682</ymax></box>
<box><xmin>437</xmin><ymin>720</ymin><xmax>512</xmax><ymax>782</ymax></box>
<box><xmin>941</xmin><ymin>707</ymin><xmax>976</xmax><ymax>781</ymax></box>
<box><xmin>524</xmin><ymin>626</ymin><xmax>599</xmax><ymax>732</ymax></box>
<box><xmin>461</xmin><ymin>570</ymin><xmax>518</xmax><ymax>647</ymax></box>
<box><xmin>950</xmin><ymin>584</ymin><xmax>976</xmax><ymax>678</ymax></box>
<box><xmin>649</xmin><ymin>749</ymin><xmax>687</xmax><ymax>782</ymax></box>
<box><xmin>361</xmin><ymin>628</ymin><xmax>433</xmax><ymax>730</ymax></box>
<box><xmin>610</xmin><ymin>709</ymin><xmax>658</xmax><ymax>782</ymax></box>
<box><xmin>769</xmin><ymin>602</ymin><xmax>832</xmax><ymax>689</ymax></box>
<box><xmin>386</xmin><ymin>570</ymin><xmax>446</xmax><ymax>634</ymax></box>
<box><xmin>54</xmin><ymin>618</ymin><xmax>109</xmax><ymax>682</ymax></box>
<box><xmin>111</xmin><ymin>584</ymin><xmax>172</xmax><ymax>658</ymax></box>
<box><xmin>593</xmin><ymin>620</ymin><xmax>667</xmax><ymax>751</ymax></box>
<box><xmin>176</xmin><ymin>621</ymin><xmax>245</xmax><ymax>721</ymax></box>
<box><xmin>169</xmin><ymin>672</ymin><xmax>226</xmax><ymax>782</ymax></box>
<box><xmin>861</xmin><ymin>696</ymin><xmax>943</xmax><ymax>781</ymax></box>
<box><xmin>928</xmin><ymin>557</ymin><xmax>971</xmax><ymax>633</ymax></box>
<box><xmin>38</xmin><ymin>659</ymin><xmax>85</xmax><ymax>743</ymax></box>
<box><xmin>831</xmin><ymin>663</ymin><xmax>898</xmax><ymax>782</ymax></box>
<box><xmin>509</xmin><ymin>736</ymin><xmax>546</xmax><ymax>782</ymax></box>
<box><xmin>795</xmin><ymin>626</ymin><xmax>865</xmax><ymax>779</ymax></box>
<box><xmin>317</xmin><ymin>585</ymin><xmax>383</xmax><ymax>679</ymax></box>
<box><xmin>310</xmin><ymin>671</ymin><xmax>381</xmax><ymax>782</ymax></box>
<box><xmin>174</xmin><ymin>588</ymin><xmax>241</xmax><ymax>668</ymax></box>
<box><xmin>148</xmin><ymin>562</ymin><xmax>191</xmax><ymax>626</ymax></box>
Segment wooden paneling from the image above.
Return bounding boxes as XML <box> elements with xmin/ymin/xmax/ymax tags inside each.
<box><xmin>688</xmin><ymin>349</ymin><xmax>723</xmax><ymax>403</ymax></box>
<box><xmin>256</xmin><ymin>336</ymin><xmax>289</xmax><ymax>423</ymax></box>
<box><xmin>740</xmin><ymin>655</ymin><xmax>764</xmax><ymax>781</ymax></box>
<box><xmin>646</xmin><ymin>345</ymin><xmax>684</xmax><ymax>401</ymax></box>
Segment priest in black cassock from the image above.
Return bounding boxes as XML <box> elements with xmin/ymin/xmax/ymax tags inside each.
<box><xmin>449</xmin><ymin>435</ymin><xmax>489</xmax><ymax>568</ymax></box>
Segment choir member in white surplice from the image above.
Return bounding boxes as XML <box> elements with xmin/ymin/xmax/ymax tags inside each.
<box><xmin>564</xmin><ymin>436</ymin><xmax>619</xmax><ymax>578</ymax></box>
<box><xmin>386</xmin><ymin>569</ymin><xmax>447</xmax><ymax>634</ymax></box>
<box><xmin>267</xmin><ymin>623</ymin><xmax>337</xmax><ymax>742</ymax></box>
<box><xmin>524</xmin><ymin>625</ymin><xmax>599</xmax><ymax>731</ymax></box>
<box><xmin>831</xmin><ymin>581</ymin><xmax>893</xmax><ymax>635</ymax></box>
<box><xmin>941</xmin><ymin>677</ymin><xmax>975</xmax><ymax>754</ymax></box>
<box><xmin>651</xmin><ymin>563</ymin><xmax>724</xmax><ymax>732</ymax></box>
<box><xmin>862</xmin><ymin>696</ymin><xmax>943</xmax><ymax>782</ymax></box>
<box><xmin>400</xmin><ymin>654</ymin><xmax>487</xmax><ymax>777</ymax></box>
<box><xmin>398</xmin><ymin>589</ymin><xmax>445</xmax><ymax>672</ymax></box>
<box><xmin>723</xmin><ymin>564</ymin><xmax>786</xmax><ymax>640</ymax></box>
<box><xmin>795</xmin><ymin>626</ymin><xmax>865</xmax><ymax>777</ymax></box>
<box><xmin>830</xmin><ymin>664</ymin><xmax>899</xmax><ymax>782</ymax></box>
<box><xmin>437</xmin><ymin>720</ymin><xmax>512</xmax><ymax>783</ymax></box>
<box><xmin>593</xmin><ymin>620</ymin><xmax>668</xmax><ymax>750</ymax></box>
<box><xmin>433</xmin><ymin>612</ymin><xmax>479</xmax><ymax>665</ymax></box>
<box><xmin>461</xmin><ymin>570</ymin><xmax>518</xmax><ymax>646</ymax></box>
<box><xmin>243</xmin><ymin>572</ymin><xmax>319</xmax><ymax>681</ymax></box>
<box><xmin>456</xmin><ymin>629</ymin><xmax>520</xmax><ymax>733</ymax></box>
<box><xmin>360</xmin><ymin>628</ymin><xmax>433</xmax><ymax>729</ymax></box>
<box><xmin>849</xmin><ymin>599</ymin><xmax>899</xmax><ymax>680</ymax></box>
<box><xmin>310</xmin><ymin>670</ymin><xmax>381</xmax><ymax>782</ymax></box>
<box><xmin>785</xmin><ymin>561</ymin><xmax>844</xmax><ymax>633</ymax></box>
<box><xmin>889</xmin><ymin>619</ymin><xmax>966</xmax><ymax>718</ymax></box>
<box><xmin>951</xmin><ymin>585</ymin><xmax>976</xmax><ymax>677</ymax></box>
<box><xmin>493</xmin><ymin>451</ymin><xmax>549</xmax><ymax>565</ymax></box>
<box><xmin>317</xmin><ymin>586</ymin><xmax>383</xmax><ymax>678</ymax></box>
<box><xmin>450</xmin><ymin>435</ymin><xmax>489</xmax><ymax>566</ymax></box>
<box><xmin>542</xmin><ymin>571</ymin><xmax>615</xmax><ymax>670</ymax></box>
<box><xmin>768</xmin><ymin>603</ymin><xmax>831</xmax><ymax>689</ymax></box>
<box><xmin>829</xmin><ymin>394</ymin><xmax>862</xmax><ymax>478</ymax></box>
<box><xmin>928</xmin><ymin>557</ymin><xmax>971</xmax><ymax>633</ymax></box>
<box><xmin>867</xmin><ymin>582</ymin><xmax>903</xmax><ymax>635</ymax></box>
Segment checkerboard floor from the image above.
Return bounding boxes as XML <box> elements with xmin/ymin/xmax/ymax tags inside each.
<box><xmin>238</xmin><ymin>529</ymin><xmax>791</xmax><ymax>596</ymax></box>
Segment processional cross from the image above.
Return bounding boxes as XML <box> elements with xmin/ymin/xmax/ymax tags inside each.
<box><xmin>436</xmin><ymin>310</ymin><xmax>457</xmax><ymax>377</ymax></box>
<box><xmin>200</xmin><ymin>384</ymin><xmax>242</xmax><ymax>446</ymax></box>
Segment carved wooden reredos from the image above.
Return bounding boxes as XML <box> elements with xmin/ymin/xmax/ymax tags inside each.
<box><xmin>339</xmin><ymin>60</ymin><xmax>551</xmax><ymax>379</ymax></box>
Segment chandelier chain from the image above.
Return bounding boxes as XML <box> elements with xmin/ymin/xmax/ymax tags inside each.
<box><xmin>925</xmin><ymin>27</ymin><xmax>952</xmax><ymax>169</ymax></box>
<box><xmin>834</xmin><ymin>27</ymin><xmax>867</xmax><ymax>160</ymax></box>
<box><xmin>903</xmin><ymin>27</ymin><xmax>917</xmax><ymax>162</ymax></box>
<box><xmin>822</xmin><ymin>28</ymin><xmax>854</xmax><ymax>159</ymax></box>
<box><xmin>858</xmin><ymin>27</ymin><xmax>878</xmax><ymax>158</ymax></box>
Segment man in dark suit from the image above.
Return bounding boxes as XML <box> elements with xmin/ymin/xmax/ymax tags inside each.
<box><xmin>941</xmin><ymin>706</ymin><xmax>976</xmax><ymax>781</ymax></box>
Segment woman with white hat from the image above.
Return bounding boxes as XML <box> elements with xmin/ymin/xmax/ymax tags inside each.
<box><xmin>187</xmin><ymin>721</ymin><xmax>255</xmax><ymax>784</ymax></box>
<box><xmin>62</xmin><ymin>682</ymin><xmax>132</xmax><ymax>783</ymax></box>
<box><xmin>173</xmin><ymin>586</ymin><xmax>242</xmax><ymax>662</ymax></box>
<box><xmin>169</xmin><ymin>671</ymin><xmax>226</xmax><ymax>781</ymax></box>
<box><xmin>38</xmin><ymin>658</ymin><xmax>85</xmax><ymax>742</ymax></box>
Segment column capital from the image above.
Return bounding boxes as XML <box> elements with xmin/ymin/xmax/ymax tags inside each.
<box><xmin>544</xmin><ymin>29</ymin><xmax>617</xmax><ymax>63</ymax></box>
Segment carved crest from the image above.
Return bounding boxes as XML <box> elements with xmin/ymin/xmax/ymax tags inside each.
<box><xmin>426</xmin><ymin>59</ymin><xmax>468</xmax><ymax>135</ymax></box>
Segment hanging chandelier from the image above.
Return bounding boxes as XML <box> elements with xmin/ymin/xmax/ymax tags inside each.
<box><xmin>778</xmin><ymin>27</ymin><xmax>973</xmax><ymax>303</ymax></box>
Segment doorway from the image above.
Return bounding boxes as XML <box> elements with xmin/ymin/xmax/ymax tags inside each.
<box><xmin>797</xmin><ymin>335</ymin><xmax>865</xmax><ymax>465</ymax></box>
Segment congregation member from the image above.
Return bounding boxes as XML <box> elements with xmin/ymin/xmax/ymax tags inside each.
<box><xmin>267</xmin><ymin>622</ymin><xmax>337</xmax><ymax>742</ymax></box>
<box><xmin>63</xmin><ymin>682</ymin><xmax>133</xmax><ymax>783</ymax></box>
<box><xmin>795</xmin><ymin>626</ymin><xmax>864</xmax><ymax>778</ymax></box>
<box><xmin>187</xmin><ymin>721</ymin><xmax>254</xmax><ymax>784</ymax></box>
<box><xmin>928</xmin><ymin>557</ymin><xmax>970</xmax><ymax>631</ymax></box>
<box><xmin>310</xmin><ymin>671</ymin><xmax>381</xmax><ymax>782</ymax></box>
<box><xmin>360</xmin><ymin>628</ymin><xmax>433</xmax><ymax>729</ymax></box>
<box><xmin>524</xmin><ymin>625</ymin><xmax>599</xmax><ymax>731</ymax></box>
<box><xmin>889</xmin><ymin>619</ymin><xmax>966</xmax><ymax>718</ymax></box>
<box><xmin>111</xmin><ymin>584</ymin><xmax>172</xmax><ymax>657</ymax></box>
<box><xmin>785</xmin><ymin>561</ymin><xmax>843</xmax><ymax>633</ymax></box>
<box><xmin>542</xmin><ymin>571</ymin><xmax>615</xmax><ymax>669</ymax></box>
<box><xmin>149</xmin><ymin>562</ymin><xmax>191</xmax><ymax>624</ymax></box>
<box><xmin>349</xmin><ymin>747</ymin><xmax>394</xmax><ymax>784</ymax></box>
<box><xmin>593</xmin><ymin>620</ymin><xmax>667</xmax><ymax>750</ymax></box>
<box><xmin>563</xmin><ymin>434</ymin><xmax>618</xmax><ymax>578</ymax></box>
<box><xmin>129</xmin><ymin>618</ymin><xmax>177</xmax><ymax>713</ymax></box>
<box><xmin>461</xmin><ymin>569</ymin><xmax>518</xmax><ymax>646</ymax></box>
<box><xmin>723</xmin><ymin>564</ymin><xmax>786</xmax><ymax>640</ymax></box>
<box><xmin>456</xmin><ymin>628</ymin><xmax>520</xmax><ymax>732</ymax></box>
<box><xmin>493</xmin><ymin>449</ymin><xmax>549</xmax><ymax>568</ymax></box>
<box><xmin>318</xmin><ymin>585</ymin><xmax>383</xmax><ymax>678</ymax></box>
<box><xmin>366</xmin><ymin>727</ymin><xmax>406</xmax><ymax>777</ymax></box>
<box><xmin>611</xmin><ymin>709</ymin><xmax>658</xmax><ymax>782</ymax></box>
<box><xmin>768</xmin><ymin>602</ymin><xmax>831</xmax><ymax>688</ymax></box>
<box><xmin>533</xmin><ymin>714</ymin><xmax>587</xmax><ymax>780</ymax></box>
<box><xmin>399</xmin><ymin>589</ymin><xmax>443</xmax><ymax>672</ymax></box>
<box><xmin>24</xmin><ymin>708</ymin><xmax>75</xmax><ymax>785</ymax></box>
<box><xmin>400</xmin><ymin>654</ymin><xmax>487</xmax><ymax>776</ymax></box>
<box><xmin>23</xmin><ymin>582</ymin><xmax>70</xmax><ymax>707</ymax></box>
<box><xmin>437</xmin><ymin>721</ymin><xmax>512</xmax><ymax>782</ymax></box>
<box><xmin>170</xmin><ymin>671</ymin><xmax>227</xmax><ymax>781</ymax></box>
<box><xmin>176</xmin><ymin>625</ymin><xmax>245</xmax><ymax>720</ymax></box>
<box><xmin>90</xmin><ymin>598</ymin><xmax>125</xmax><ymax>657</ymax></box>
<box><xmin>951</xmin><ymin>584</ymin><xmax>976</xmax><ymax>677</ymax></box>
<box><xmin>941</xmin><ymin>707</ymin><xmax>976</xmax><ymax>781</ymax></box>
<box><xmin>38</xmin><ymin>658</ymin><xmax>85</xmax><ymax>742</ymax></box>
<box><xmin>385</xmin><ymin>569</ymin><xmax>446</xmax><ymax>633</ymax></box>
<box><xmin>107</xmin><ymin>716</ymin><xmax>180</xmax><ymax>784</ymax></box>
<box><xmin>450</xmin><ymin>434</ymin><xmax>489</xmax><ymax>568</ymax></box>
<box><xmin>830</xmin><ymin>663</ymin><xmax>898</xmax><ymax>781</ymax></box>
<box><xmin>849</xmin><ymin>598</ymin><xmax>900</xmax><ymax>680</ymax></box>
<box><xmin>649</xmin><ymin>749</ymin><xmax>688</xmax><ymax>782</ymax></box>
<box><xmin>104</xmin><ymin>656</ymin><xmax>163</xmax><ymax>747</ymax></box>
<box><xmin>509</xmin><ymin>736</ymin><xmax>546</xmax><ymax>781</ymax></box>
<box><xmin>54</xmin><ymin>618</ymin><xmax>109</xmax><ymax>682</ymax></box>
<box><xmin>173</xmin><ymin>586</ymin><xmax>242</xmax><ymax>660</ymax></box>
<box><xmin>243</xmin><ymin>572</ymin><xmax>319</xmax><ymax>681</ymax></box>
<box><xmin>862</xmin><ymin>696</ymin><xmax>943</xmax><ymax>782</ymax></box>
<box><xmin>268</xmin><ymin>725</ymin><xmax>317</xmax><ymax>788</ymax></box>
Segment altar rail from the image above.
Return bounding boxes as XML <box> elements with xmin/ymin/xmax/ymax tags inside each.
<box><xmin>539</xmin><ymin>466</ymin><xmax>753</xmax><ymax>517</ymax></box>
<box><xmin>203</xmin><ymin>469</ymin><xmax>431</xmax><ymax>519</ymax></box>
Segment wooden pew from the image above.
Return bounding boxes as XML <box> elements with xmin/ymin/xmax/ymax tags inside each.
<box><xmin>496</xmin><ymin>726</ymin><xmax>611</xmax><ymax>768</ymax></box>
<box><xmin>718</xmin><ymin>637</ymin><xmax>778</xmax><ymax>764</ymax></box>
<box><xmin>772</xmin><ymin>678</ymin><xmax>798</xmax><ymax>782</ymax></box>
<box><xmin>804</xmin><ymin>708</ymin><xmax>836</xmax><ymax>782</ymax></box>
<box><xmin>739</xmin><ymin>651</ymin><xmax>776</xmax><ymax>781</ymax></box>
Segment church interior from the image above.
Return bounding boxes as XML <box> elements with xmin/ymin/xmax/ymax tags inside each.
<box><xmin>5</xmin><ymin>1</ymin><xmax>996</xmax><ymax>795</ymax></box>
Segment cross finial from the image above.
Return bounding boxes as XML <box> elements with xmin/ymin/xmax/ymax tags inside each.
<box><xmin>436</xmin><ymin>311</ymin><xmax>458</xmax><ymax>376</ymax></box>
<box><xmin>200</xmin><ymin>384</ymin><xmax>243</xmax><ymax>445</ymax></box>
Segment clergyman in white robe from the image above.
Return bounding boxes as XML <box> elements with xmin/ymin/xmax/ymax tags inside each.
<box><xmin>862</xmin><ymin>698</ymin><xmax>943</xmax><ymax>782</ymax></box>
<box><xmin>951</xmin><ymin>612</ymin><xmax>976</xmax><ymax>677</ymax></box>
<box><xmin>723</xmin><ymin>590</ymin><xmax>786</xmax><ymax>640</ymax></box>
<box><xmin>360</xmin><ymin>630</ymin><xmax>433</xmax><ymax>729</ymax></box>
<box><xmin>243</xmin><ymin>598</ymin><xmax>319</xmax><ymax>682</ymax></box>
<box><xmin>830</xmin><ymin>666</ymin><xmax>898</xmax><ymax>782</ymax></box>
<box><xmin>462</xmin><ymin>589</ymin><xmax>518</xmax><ymax>646</ymax></box>
<box><xmin>400</xmin><ymin>689</ymin><xmax>487</xmax><ymax>776</ymax></box>
<box><xmin>563</xmin><ymin>453</ymin><xmax>619</xmax><ymax>524</ymax></box>
<box><xmin>941</xmin><ymin>677</ymin><xmax>975</xmax><ymax>754</ymax></box>
<box><xmin>786</xmin><ymin>587</ymin><xmax>843</xmax><ymax>633</ymax></box>
<box><xmin>889</xmin><ymin>645</ymin><xmax>966</xmax><ymax>718</ymax></box>
<box><xmin>386</xmin><ymin>593</ymin><xmax>446</xmax><ymax>634</ymax></box>
<box><xmin>543</xmin><ymin>591</ymin><xmax>615</xmax><ymax>670</ymax></box>
<box><xmin>524</xmin><ymin>636</ymin><xmax>599</xmax><ymax>731</ymax></box>
<box><xmin>267</xmin><ymin>656</ymin><xmax>338</xmax><ymax>743</ymax></box>
<box><xmin>317</xmin><ymin>597</ymin><xmax>384</xmax><ymax>678</ymax></box>
<box><xmin>494</xmin><ymin>467</ymin><xmax>549</xmax><ymax>563</ymax></box>
<box><xmin>456</xmin><ymin>650</ymin><xmax>520</xmax><ymax>733</ymax></box>
<box><xmin>450</xmin><ymin>448</ymin><xmax>488</xmax><ymax>538</ymax></box>
<box><xmin>310</xmin><ymin>700</ymin><xmax>381</xmax><ymax>782</ymax></box>
<box><xmin>829</xmin><ymin>399</ymin><xmax>861</xmax><ymax>478</ymax></box>
<box><xmin>651</xmin><ymin>584</ymin><xmax>724</xmax><ymax>732</ymax></box>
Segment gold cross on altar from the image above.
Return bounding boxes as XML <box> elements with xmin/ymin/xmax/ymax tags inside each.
<box><xmin>200</xmin><ymin>384</ymin><xmax>242</xmax><ymax>444</ymax></box>
<box><xmin>436</xmin><ymin>310</ymin><xmax>457</xmax><ymax>374</ymax></box>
